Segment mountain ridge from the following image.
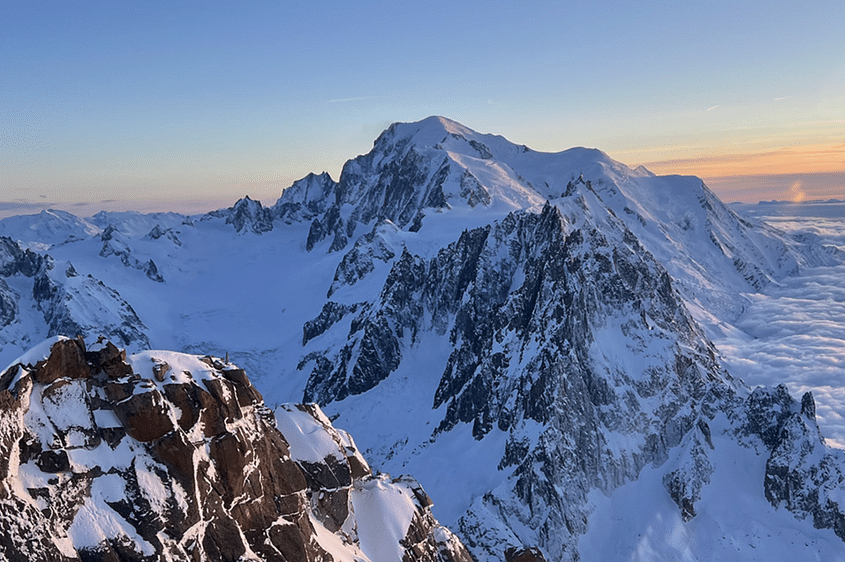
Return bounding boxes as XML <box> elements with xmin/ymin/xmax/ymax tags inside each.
<box><xmin>0</xmin><ymin>117</ymin><xmax>843</xmax><ymax>561</ymax></box>
<box><xmin>0</xmin><ymin>336</ymin><xmax>473</xmax><ymax>562</ymax></box>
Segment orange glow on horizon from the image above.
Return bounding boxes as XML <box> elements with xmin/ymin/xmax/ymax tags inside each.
<box><xmin>639</xmin><ymin>142</ymin><xmax>845</xmax><ymax>179</ymax></box>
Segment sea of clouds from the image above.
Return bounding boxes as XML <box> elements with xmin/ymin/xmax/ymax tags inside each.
<box><xmin>718</xmin><ymin>205</ymin><xmax>845</xmax><ymax>447</ymax></box>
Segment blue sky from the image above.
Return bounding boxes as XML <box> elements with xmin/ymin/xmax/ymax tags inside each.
<box><xmin>2</xmin><ymin>0</ymin><xmax>843</xmax><ymax>216</ymax></box>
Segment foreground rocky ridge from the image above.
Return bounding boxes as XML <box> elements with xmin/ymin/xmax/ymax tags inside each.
<box><xmin>0</xmin><ymin>337</ymin><xmax>471</xmax><ymax>562</ymax></box>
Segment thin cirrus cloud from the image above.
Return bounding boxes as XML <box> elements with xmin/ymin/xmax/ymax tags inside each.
<box><xmin>327</xmin><ymin>96</ymin><xmax>381</xmax><ymax>103</ymax></box>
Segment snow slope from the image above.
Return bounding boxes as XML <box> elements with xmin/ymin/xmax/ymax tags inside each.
<box><xmin>0</xmin><ymin>117</ymin><xmax>843</xmax><ymax>561</ymax></box>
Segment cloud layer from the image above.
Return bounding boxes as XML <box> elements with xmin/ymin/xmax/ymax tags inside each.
<box><xmin>713</xmin><ymin>212</ymin><xmax>845</xmax><ymax>447</ymax></box>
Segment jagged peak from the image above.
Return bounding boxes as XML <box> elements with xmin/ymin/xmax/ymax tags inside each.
<box><xmin>231</xmin><ymin>194</ymin><xmax>261</xmax><ymax>207</ymax></box>
<box><xmin>226</xmin><ymin>195</ymin><xmax>274</xmax><ymax>234</ymax></box>
<box><xmin>276</xmin><ymin>171</ymin><xmax>337</xmax><ymax>207</ymax></box>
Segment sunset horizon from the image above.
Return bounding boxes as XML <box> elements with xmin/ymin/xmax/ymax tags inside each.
<box><xmin>2</xmin><ymin>1</ymin><xmax>842</xmax><ymax>217</ymax></box>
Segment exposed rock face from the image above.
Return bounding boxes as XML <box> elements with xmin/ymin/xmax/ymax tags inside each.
<box><xmin>99</xmin><ymin>225</ymin><xmax>164</xmax><ymax>282</ymax></box>
<box><xmin>661</xmin><ymin>419</ymin><xmax>715</xmax><ymax>521</ymax></box>
<box><xmin>146</xmin><ymin>225</ymin><xmax>181</xmax><ymax>246</ymax></box>
<box><xmin>0</xmin><ymin>279</ymin><xmax>19</xmax><ymax>329</ymax></box>
<box><xmin>0</xmin><ymin>337</ymin><xmax>471</xmax><ymax>562</ymax></box>
<box><xmin>300</xmin><ymin>192</ymin><xmax>742</xmax><ymax>558</ymax></box>
<box><xmin>285</xmin><ymin>118</ymin><xmax>505</xmax><ymax>252</ymax></box>
<box><xmin>225</xmin><ymin>196</ymin><xmax>275</xmax><ymax>235</ymax></box>
<box><xmin>274</xmin><ymin>172</ymin><xmax>338</xmax><ymax>224</ymax></box>
<box><xmin>327</xmin><ymin>220</ymin><xmax>400</xmax><ymax>297</ymax></box>
<box><xmin>505</xmin><ymin>546</ymin><xmax>547</xmax><ymax>562</ymax></box>
<box><xmin>732</xmin><ymin>386</ymin><xmax>845</xmax><ymax>541</ymax></box>
<box><xmin>297</xmin><ymin>180</ymin><xmax>845</xmax><ymax>560</ymax></box>
<box><xmin>0</xmin><ymin>236</ymin><xmax>44</xmax><ymax>277</ymax></box>
<box><xmin>0</xmin><ymin>237</ymin><xmax>44</xmax><ymax>330</ymax></box>
<box><xmin>32</xmin><ymin>256</ymin><xmax>150</xmax><ymax>350</ymax></box>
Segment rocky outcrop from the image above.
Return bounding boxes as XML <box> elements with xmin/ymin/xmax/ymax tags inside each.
<box><xmin>274</xmin><ymin>172</ymin><xmax>338</xmax><ymax>224</ymax></box>
<box><xmin>32</xmin><ymin>256</ymin><xmax>150</xmax><ymax>350</ymax></box>
<box><xmin>505</xmin><ymin>546</ymin><xmax>546</xmax><ymax>562</ymax></box>
<box><xmin>327</xmin><ymin>220</ymin><xmax>400</xmax><ymax>297</ymax></box>
<box><xmin>99</xmin><ymin>225</ymin><xmax>164</xmax><ymax>282</ymax></box>
<box><xmin>0</xmin><ymin>337</ymin><xmax>471</xmax><ymax>562</ymax></box>
<box><xmin>0</xmin><ymin>236</ymin><xmax>44</xmax><ymax>277</ymax></box>
<box><xmin>661</xmin><ymin>419</ymin><xmax>715</xmax><ymax>521</ymax></box>
<box><xmin>733</xmin><ymin>386</ymin><xmax>845</xmax><ymax>541</ymax></box>
<box><xmin>277</xmin><ymin>403</ymin><xmax>473</xmax><ymax>562</ymax></box>
<box><xmin>225</xmin><ymin>196</ymin><xmax>275</xmax><ymax>235</ymax></box>
<box><xmin>302</xmin><ymin>301</ymin><xmax>361</xmax><ymax>346</ymax></box>
<box><xmin>0</xmin><ymin>279</ymin><xmax>18</xmax><ymax>329</ymax></box>
<box><xmin>146</xmin><ymin>225</ymin><xmax>181</xmax><ymax>246</ymax></box>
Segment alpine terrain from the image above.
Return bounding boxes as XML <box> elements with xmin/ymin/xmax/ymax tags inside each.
<box><xmin>0</xmin><ymin>336</ymin><xmax>471</xmax><ymax>562</ymax></box>
<box><xmin>1</xmin><ymin>116</ymin><xmax>844</xmax><ymax>561</ymax></box>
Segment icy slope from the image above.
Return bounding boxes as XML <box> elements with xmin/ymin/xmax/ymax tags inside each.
<box><xmin>0</xmin><ymin>337</ymin><xmax>471</xmax><ymax>562</ymax></box>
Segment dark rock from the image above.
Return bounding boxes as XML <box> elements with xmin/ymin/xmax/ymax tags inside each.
<box><xmin>298</xmin><ymin>456</ymin><xmax>352</xmax><ymax>491</ymax></box>
<box><xmin>202</xmin><ymin>378</ymin><xmax>243</xmax><ymax>424</ymax></box>
<box><xmin>0</xmin><ymin>236</ymin><xmax>43</xmax><ymax>278</ymax></box>
<box><xmin>36</xmin><ymin>450</ymin><xmax>70</xmax><ymax>473</ymax></box>
<box><xmin>85</xmin><ymin>339</ymin><xmax>127</xmax><ymax>374</ymax></box>
<box><xmin>801</xmin><ymin>391</ymin><xmax>816</xmax><ymax>420</ymax></box>
<box><xmin>147</xmin><ymin>225</ymin><xmax>181</xmax><ymax>246</ymax></box>
<box><xmin>225</xmin><ymin>196</ymin><xmax>274</xmax><ymax>235</ymax></box>
<box><xmin>112</xmin><ymin>389</ymin><xmax>175</xmax><ymax>442</ymax></box>
<box><xmin>162</xmin><ymin>383</ymin><xmax>202</xmax><ymax>430</ymax></box>
<box><xmin>34</xmin><ymin>337</ymin><xmax>91</xmax><ymax>384</ymax></box>
<box><xmin>505</xmin><ymin>546</ymin><xmax>547</xmax><ymax>562</ymax></box>
<box><xmin>0</xmin><ymin>279</ymin><xmax>18</xmax><ymax>328</ymax></box>
<box><xmin>152</xmin><ymin>359</ymin><xmax>170</xmax><ymax>381</ymax></box>
<box><xmin>144</xmin><ymin>259</ymin><xmax>164</xmax><ymax>282</ymax></box>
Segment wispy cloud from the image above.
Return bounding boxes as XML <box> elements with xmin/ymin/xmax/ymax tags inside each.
<box><xmin>789</xmin><ymin>180</ymin><xmax>806</xmax><ymax>203</ymax></box>
<box><xmin>707</xmin><ymin>105</ymin><xmax>720</xmax><ymax>111</ymax></box>
<box><xmin>327</xmin><ymin>95</ymin><xmax>380</xmax><ymax>103</ymax></box>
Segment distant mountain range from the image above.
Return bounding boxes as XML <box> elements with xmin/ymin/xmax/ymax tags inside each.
<box><xmin>1</xmin><ymin>116</ymin><xmax>844</xmax><ymax>561</ymax></box>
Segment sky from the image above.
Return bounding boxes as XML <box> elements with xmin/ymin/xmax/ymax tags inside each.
<box><xmin>2</xmin><ymin>0</ymin><xmax>843</xmax><ymax>218</ymax></box>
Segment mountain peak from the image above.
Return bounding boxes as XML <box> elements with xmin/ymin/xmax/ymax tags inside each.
<box><xmin>377</xmin><ymin>116</ymin><xmax>473</xmax><ymax>146</ymax></box>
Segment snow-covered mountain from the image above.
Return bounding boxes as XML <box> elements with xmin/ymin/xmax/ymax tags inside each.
<box><xmin>1</xmin><ymin>116</ymin><xmax>844</xmax><ymax>561</ymax></box>
<box><xmin>0</xmin><ymin>336</ymin><xmax>471</xmax><ymax>562</ymax></box>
